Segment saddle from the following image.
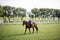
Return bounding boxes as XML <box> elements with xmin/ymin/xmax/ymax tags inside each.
<box><xmin>28</xmin><ymin>21</ymin><xmax>35</xmax><ymax>28</ymax></box>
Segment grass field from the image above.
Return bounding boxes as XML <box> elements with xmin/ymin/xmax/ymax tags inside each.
<box><xmin>0</xmin><ymin>23</ymin><xmax>60</xmax><ymax>40</ymax></box>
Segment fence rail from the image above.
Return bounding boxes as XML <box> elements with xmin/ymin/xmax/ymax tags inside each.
<box><xmin>0</xmin><ymin>19</ymin><xmax>60</xmax><ymax>25</ymax></box>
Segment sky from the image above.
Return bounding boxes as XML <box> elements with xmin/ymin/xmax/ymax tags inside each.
<box><xmin>0</xmin><ymin>0</ymin><xmax>60</xmax><ymax>12</ymax></box>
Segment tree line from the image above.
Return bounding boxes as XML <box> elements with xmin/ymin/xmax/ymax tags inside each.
<box><xmin>0</xmin><ymin>5</ymin><xmax>60</xmax><ymax>22</ymax></box>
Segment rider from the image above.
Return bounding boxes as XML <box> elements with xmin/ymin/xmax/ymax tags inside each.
<box><xmin>29</xmin><ymin>15</ymin><xmax>33</xmax><ymax>27</ymax></box>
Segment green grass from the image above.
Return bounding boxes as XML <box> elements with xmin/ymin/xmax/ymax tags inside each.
<box><xmin>0</xmin><ymin>23</ymin><xmax>60</xmax><ymax>40</ymax></box>
<box><xmin>0</xmin><ymin>17</ymin><xmax>3</xmax><ymax>20</ymax></box>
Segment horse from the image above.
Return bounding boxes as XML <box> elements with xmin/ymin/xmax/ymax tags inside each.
<box><xmin>22</xmin><ymin>20</ymin><xmax>38</xmax><ymax>34</ymax></box>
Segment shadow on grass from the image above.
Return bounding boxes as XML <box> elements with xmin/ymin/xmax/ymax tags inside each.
<box><xmin>0</xmin><ymin>33</ymin><xmax>31</xmax><ymax>39</ymax></box>
<box><xmin>1</xmin><ymin>34</ymin><xmax>24</xmax><ymax>37</ymax></box>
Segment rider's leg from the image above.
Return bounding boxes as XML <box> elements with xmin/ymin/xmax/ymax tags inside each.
<box><xmin>29</xmin><ymin>21</ymin><xmax>31</xmax><ymax>27</ymax></box>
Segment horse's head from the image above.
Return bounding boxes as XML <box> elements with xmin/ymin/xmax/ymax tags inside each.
<box><xmin>23</xmin><ymin>20</ymin><xmax>27</xmax><ymax>26</ymax></box>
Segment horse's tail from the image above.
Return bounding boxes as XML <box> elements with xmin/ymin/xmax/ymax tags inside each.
<box><xmin>33</xmin><ymin>22</ymin><xmax>38</xmax><ymax>32</ymax></box>
<box><xmin>34</xmin><ymin>23</ymin><xmax>38</xmax><ymax>33</ymax></box>
<box><xmin>35</xmin><ymin>26</ymin><xmax>38</xmax><ymax>33</ymax></box>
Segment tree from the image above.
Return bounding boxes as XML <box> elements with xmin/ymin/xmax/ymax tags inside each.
<box><xmin>16</xmin><ymin>7</ymin><xmax>26</xmax><ymax>21</ymax></box>
<box><xmin>31</xmin><ymin>8</ymin><xmax>39</xmax><ymax>20</ymax></box>
<box><xmin>0</xmin><ymin>5</ymin><xmax>3</xmax><ymax>17</ymax></box>
<box><xmin>31</xmin><ymin>8</ymin><xmax>39</xmax><ymax>17</ymax></box>
<box><xmin>2</xmin><ymin>6</ymin><xmax>14</xmax><ymax>22</ymax></box>
<box><xmin>39</xmin><ymin>8</ymin><xmax>47</xmax><ymax>21</ymax></box>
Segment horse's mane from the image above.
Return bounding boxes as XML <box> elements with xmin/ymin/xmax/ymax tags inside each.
<box><xmin>23</xmin><ymin>20</ymin><xmax>28</xmax><ymax>23</ymax></box>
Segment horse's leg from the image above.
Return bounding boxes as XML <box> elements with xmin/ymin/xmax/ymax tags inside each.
<box><xmin>24</xmin><ymin>28</ymin><xmax>27</xmax><ymax>34</ymax></box>
<box><xmin>32</xmin><ymin>27</ymin><xmax>34</xmax><ymax>33</ymax></box>
<box><xmin>35</xmin><ymin>26</ymin><xmax>38</xmax><ymax>33</ymax></box>
<box><xmin>29</xmin><ymin>28</ymin><xmax>31</xmax><ymax>34</ymax></box>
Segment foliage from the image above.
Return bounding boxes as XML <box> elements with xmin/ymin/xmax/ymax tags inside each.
<box><xmin>16</xmin><ymin>8</ymin><xmax>26</xmax><ymax>17</ymax></box>
<box><xmin>31</xmin><ymin>8</ymin><xmax>39</xmax><ymax>17</ymax></box>
<box><xmin>0</xmin><ymin>5</ymin><xmax>60</xmax><ymax>21</ymax></box>
<box><xmin>0</xmin><ymin>5</ymin><xmax>3</xmax><ymax>17</ymax></box>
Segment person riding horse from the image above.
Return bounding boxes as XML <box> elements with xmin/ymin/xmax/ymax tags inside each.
<box><xmin>29</xmin><ymin>15</ymin><xmax>33</xmax><ymax>28</ymax></box>
<box><xmin>23</xmin><ymin>20</ymin><xmax>38</xmax><ymax>34</ymax></box>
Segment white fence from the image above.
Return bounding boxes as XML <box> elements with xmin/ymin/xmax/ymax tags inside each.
<box><xmin>0</xmin><ymin>19</ymin><xmax>60</xmax><ymax>25</ymax></box>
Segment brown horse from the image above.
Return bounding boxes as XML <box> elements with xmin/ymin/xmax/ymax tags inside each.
<box><xmin>23</xmin><ymin>20</ymin><xmax>38</xmax><ymax>34</ymax></box>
